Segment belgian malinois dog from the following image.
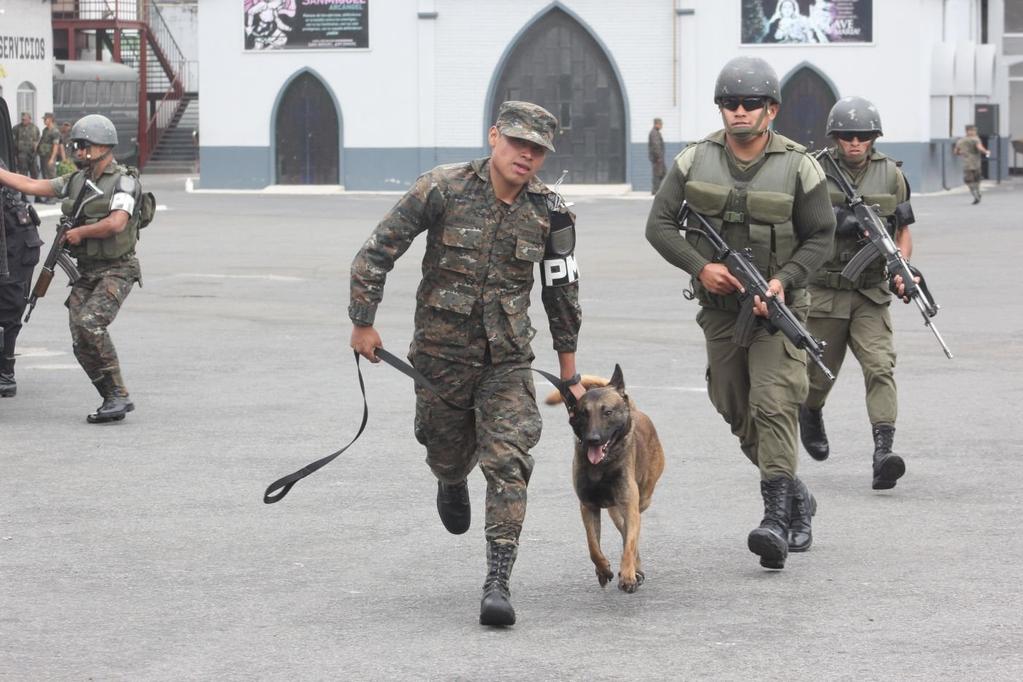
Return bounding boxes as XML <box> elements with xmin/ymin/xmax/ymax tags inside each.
<box><xmin>547</xmin><ymin>365</ymin><xmax>665</xmax><ymax>593</ymax></box>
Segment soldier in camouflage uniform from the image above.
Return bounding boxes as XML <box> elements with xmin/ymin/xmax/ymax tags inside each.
<box><xmin>953</xmin><ymin>124</ymin><xmax>989</xmax><ymax>205</ymax></box>
<box><xmin>646</xmin><ymin>57</ymin><xmax>836</xmax><ymax>570</ymax></box>
<box><xmin>649</xmin><ymin>118</ymin><xmax>666</xmax><ymax>194</ymax></box>
<box><xmin>799</xmin><ymin>97</ymin><xmax>915</xmax><ymax>491</ymax></box>
<box><xmin>0</xmin><ymin>114</ymin><xmax>144</xmax><ymax>423</ymax></box>
<box><xmin>350</xmin><ymin>101</ymin><xmax>584</xmax><ymax>627</ymax></box>
<box><xmin>12</xmin><ymin>113</ymin><xmax>40</xmax><ymax>200</ymax></box>
<box><xmin>37</xmin><ymin>113</ymin><xmax>63</xmax><ymax>185</ymax></box>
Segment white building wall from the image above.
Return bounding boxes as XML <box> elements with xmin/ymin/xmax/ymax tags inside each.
<box><xmin>197</xmin><ymin>0</ymin><xmax>1004</xmax><ymax>190</ymax></box>
<box><xmin>0</xmin><ymin>0</ymin><xmax>53</xmax><ymax>123</ymax></box>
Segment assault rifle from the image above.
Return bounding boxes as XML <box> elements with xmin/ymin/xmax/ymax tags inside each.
<box><xmin>678</xmin><ymin>201</ymin><xmax>835</xmax><ymax>381</ymax></box>
<box><xmin>814</xmin><ymin>149</ymin><xmax>953</xmax><ymax>359</ymax></box>
<box><xmin>23</xmin><ymin>179</ymin><xmax>103</xmax><ymax>323</ymax></box>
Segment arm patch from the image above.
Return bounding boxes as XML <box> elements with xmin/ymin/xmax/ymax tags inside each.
<box><xmin>541</xmin><ymin>208</ymin><xmax>579</xmax><ymax>287</ymax></box>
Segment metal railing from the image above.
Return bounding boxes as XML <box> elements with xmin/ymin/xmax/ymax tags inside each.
<box><xmin>52</xmin><ymin>0</ymin><xmax>197</xmax><ymax>166</ymax></box>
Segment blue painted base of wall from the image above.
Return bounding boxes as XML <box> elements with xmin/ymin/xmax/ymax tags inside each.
<box><xmin>200</xmin><ymin>140</ymin><xmax>994</xmax><ymax>194</ymax></box>
<box><xmin>199</xmin><ymin>145</ymin><xmax>484</xmax><ymax>190</ymax></box>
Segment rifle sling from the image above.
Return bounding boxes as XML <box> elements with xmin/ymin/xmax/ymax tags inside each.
<box><xmin>263</xmin><ymin>348</ymin><xmax>575</xmax><ymax>505</ymax></box>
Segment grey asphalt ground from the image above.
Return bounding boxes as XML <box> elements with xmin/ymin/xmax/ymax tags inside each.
<box><xmin>2</xmin><ymin>173</ymin><xmax>1022</xmax><ymax>681</ymax></box>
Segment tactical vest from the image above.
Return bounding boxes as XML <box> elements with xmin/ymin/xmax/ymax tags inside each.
<box><xmin>62</xmin><ymin>165</ymin><xmax>139</xmax><ymax>261</ymax></box>
<box><xmin>683</xmin><ymin>137</ymin><xmax>803</xmax><ymax>311</ymax></box>
<box><xmin>818</xmin><ymin>150</ymin><xmax>899</xmax><ymax>290</ymax></box>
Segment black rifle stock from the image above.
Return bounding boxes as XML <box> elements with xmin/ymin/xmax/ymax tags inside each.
<box><xmin>23</xmin><ymin>178</ymin><xmax>102</xmax><ymax>323</ymax></box>
<box><xmin>678</xmin><ymin>202</ymin><xmax>836</xmax><ymax>381</ymax></box>
<box><xmin>814</xmin><ymin>149</ymin><xmax>953</xmax><ymax>359</ymax></box>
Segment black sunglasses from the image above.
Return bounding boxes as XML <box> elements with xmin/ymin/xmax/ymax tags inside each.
<box><xmin>718</xmin><ymin>96</ymin><xmax>768</xmax><ymax>112</ymax></box>
<box><xmin>835</xmin><ymin>131</ymin><xmax>879</xmax><ymax>142</ymax></box>
<box><xmin>69</xmin><ymin>139</ymin><xmax>92</xmax><ymax>151</ymax></box>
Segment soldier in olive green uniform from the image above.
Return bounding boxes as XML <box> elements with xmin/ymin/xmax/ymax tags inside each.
<box><xmin>12</xmin><ymin>113</ymin><xmax>40</xmax><ymax>200</ymax></box>
<box><xmin>37</xmin><ymin>113</ymin><xmax>62</xmax><ymax>183</ymax></box>
<box><xmin>647</xmin><ymin>57</ymin><xmax>835</xmax><ymax>570</ymax></box>
<box><xmin>953</xmin><ymin>124</ymin><xmax>989</xmax><ymax>205</ymax></box>
<box><xmin>0</xmin><ymin>114</ymin><xmax>144</xmax><ymax>423</ymax></box>
<box><xmin>350</xmin><ymin>102</ymin><xmax>584</xmax><ymax>626</ymax></box>
<box><xmin>798</xmin><ymin>97</ymin><xmax>914</xmax><ymax>490</ymax></box>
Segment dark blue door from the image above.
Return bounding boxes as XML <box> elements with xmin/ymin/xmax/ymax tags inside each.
<box><xmin>275</xmin><ymin>73</ymin><xmax>339</xmax><ymax>184</ymax></box>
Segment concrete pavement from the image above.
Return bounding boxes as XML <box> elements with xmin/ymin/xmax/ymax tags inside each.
<box><xmin>2</xmin><ymin>173</ymin><xmax>1022</xmax><ymax>680</ymax></box>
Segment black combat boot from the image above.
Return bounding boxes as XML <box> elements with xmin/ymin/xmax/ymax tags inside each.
<box><xmin>788</xmin><ymin>477</ymin><xmax>817</xmax><ymax>552</ymax></box>
<box><xmin>747</xmin><ymin>476</ymin><xmax>792</xmax><ymax>569</ymax></box>
<box><xmin>436</xmin><ymin>480</ymin><xmax>471</xmax><ymax>535</ymax></box>
<box><xmin>0</xmin><ymin>356</ymin><xmax>16</xmax><ymax>398</ymax></box>
<box><xmin>479</xmin><ymin>542</ymin><xmax>517</xmax><ymax>626</ymax></box>
<box><xmin>871</xmin><ymin>424</ymin><xmax>905</xmax><ymax>490</ymax></box>
<box><xmin>799</xmin><ymin>405</ymin><xmax>829</xmax><ymax>461</ymax></box>
<box><xmin>87</xmin><ymin>371</ymin><xmax>135</xmax><ymax>424</ymax></box>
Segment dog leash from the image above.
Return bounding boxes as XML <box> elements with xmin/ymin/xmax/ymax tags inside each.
<box><xmin>263</xmin><ymin>348</ymin><xmax>576</xmax><ymax>504</ymax></box>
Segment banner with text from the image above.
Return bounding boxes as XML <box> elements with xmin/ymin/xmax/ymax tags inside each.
<box><xmin>741</xmin><ymin>0</ymin><xmax>872</xmax><ymax>44</ymax></box>
<box><xmin>244</xmin><ymin>0</ymin><xmax>369</xmax><ymax>51</ymax></box>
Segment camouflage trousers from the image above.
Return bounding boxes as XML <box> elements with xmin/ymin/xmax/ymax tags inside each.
<box><xmin>697</xmin><ymin>298</ymin><xmax>810</xmax><ymax>480</ymax></box>
<box><xmin>805</xmin><ymin>288</ymin><xmax>897</xmax><ymax>426</ymax></box>
<box><xmin>14</xmin><ymin>152</ymin><xmax>38</xmax><ymax>179</ymax></box>
<box><xmin>37</xmin><ymin>154</ymin><xmax>56</xmax><ymax>180</ymax></box>
<box><xmin>66</xmin><ymin>256</ymin><xmax>140</xmax><ymax>382</ymax></box>
<box><xmin>411</xmin><ymin>352</ymin><xmax>542</xmax><ymax>545</ymax></box>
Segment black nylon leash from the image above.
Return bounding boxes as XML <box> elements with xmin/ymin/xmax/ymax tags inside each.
<box><xmin>263</xmin><ymin>348</ymin><xmax>576</xmax><ymax>504</ymax></box>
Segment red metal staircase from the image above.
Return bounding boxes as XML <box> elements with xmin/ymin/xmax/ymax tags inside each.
<box><xmin>52</xmin><ymin>0</ymin><xmax>196</xmax><ymax>169</ymax></box>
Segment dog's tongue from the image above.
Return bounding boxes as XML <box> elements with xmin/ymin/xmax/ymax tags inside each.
<box><xmin>587</xmin><ymin>443</ymin><xmax>606</xmax><ymax>465</ymax></box>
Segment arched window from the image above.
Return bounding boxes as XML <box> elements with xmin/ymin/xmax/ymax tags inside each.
<box><xmin>489</xmin><ymin>6</ymin><xmax>627</xmax><ymax>183</ymax></box>
<box><xmin>773</xmin><ymin>65</ymin><xmax>838</xmax><ymax>150</ymax></box>
<box><xmin>16</xmin><ymin>81</ymin><xmax>37</xmax><ymax>122</ymax></box>
<box><xmin>274</xmin><ymin>72</ymin><xmax>340</xmax><ymax>185</ymax></box>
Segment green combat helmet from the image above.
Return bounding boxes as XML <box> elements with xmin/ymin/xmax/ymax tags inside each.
<box><xmin>714</xmin><ymin>56</ymin><xmax>781</xmax><ymax>104</ymax></box>
<box><xmin>70</xmin><ymin>114</ymin><xmax>118</xmax><ymax>146</ymax></box>
<box><xmin>826</xmin><ymin>96</ymin><xmax>883</xmax><ymax>136</ymax></box>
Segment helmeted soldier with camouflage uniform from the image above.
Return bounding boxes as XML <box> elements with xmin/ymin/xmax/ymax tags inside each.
<box><xmin>0</xmin><ymin>114</ymin><xmax>145</xmax><ymax>423</ymax></box>
<box><xmin>646</xmin><ymin>57</ymin><xmax>835</xmax><ymax>570</ymax></box>
<box><xmin>798</xmin><ymin>96</ymin><xmax>915</xmax><ymax>490</ymax></box>
<box><xmin>350</xmin><ymin>101</ymin><xmax>584</xmax><ymax>626</ymax></box>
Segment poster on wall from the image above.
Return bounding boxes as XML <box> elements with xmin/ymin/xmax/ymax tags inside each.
<box><xmin>243</xmin><ymin>0</ymin><xmax>369</xmax><ymax>51</ymax></box>
<box><xmin>741</xmin><ymin>0</ymin><xmax>872</xmax><ymax>44</ymax></box>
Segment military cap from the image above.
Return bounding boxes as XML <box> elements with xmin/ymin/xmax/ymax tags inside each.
<box><xmin>496</xmin><ymin>101</ymin><xmax>558</xmax><ymax>152</ymax></box>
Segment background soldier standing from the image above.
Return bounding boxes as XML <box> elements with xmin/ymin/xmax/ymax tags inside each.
<box><xmin>12</xmin><ymin>112</ymin><xmax>40</xmax><ymax>200</ymax></box>
<box><xmin>799</xmin><ymin>97</ymin><xmax>914</xmax><ymax>491</ymax></box>
<box><xmin>953</xmin><ymin>124</ymin><xmax>989</xmax><ymax>204</ymax></box>
<box><xmin>0</xmin><ymin>114</ymin><xmax>144</xmax><ymax>423</ymax></box>
<box><xmin>648</xmin><ymin>117</ymin><xmax>665</xmax><ymax>194</ymax></box>
<box><xmin>37</xmin><ymin>113</ymin><xmax>63</xmax><ymax>188</ymax></box>
<box><xmin>0</xmin><ymin>98</ymin><xmax>44</xmax><ymax>398</ymax></box>
<box><xmin>349</xmin><ymin>101</ymin><xmax>584</xmax><ymax>627</ymax></box>
<box><xmin>646</xmin><ymin>57</ymin><xmax>835</xmax><ymax>570</ymax></box>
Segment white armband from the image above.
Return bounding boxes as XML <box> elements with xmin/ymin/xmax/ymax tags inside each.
<box><xmin>110</xmin><ymin>191</ymin><xmax>136</xmax><ymax>215</ymax></box>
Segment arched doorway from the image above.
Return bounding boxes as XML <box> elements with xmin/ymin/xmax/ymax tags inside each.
<box><xmin>274</xmin><ymin>72</ymin><xmax>339</xmax><ymax>184</ymax></box>
<box><xmin>773</xmin><ymin>65</ymin><xmax>837</xmax><ymax>151</ymax></box>
<box><xmin>489</xmin><ymin>6</ymin><xmax>627</xmax><ymax>183</ymax></box>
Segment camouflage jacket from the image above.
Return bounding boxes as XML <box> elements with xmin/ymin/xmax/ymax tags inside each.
<box><xmin>13</xmin><ymin>123</ymin><xmax>40</xmax><ymax>155</ymax></box>
<box><xmin>38</xmin><ymin>125</ymin><xmax>62</xmax><ymax>157</ymax></box>
<box><xmin>349</xmin><ymin>158</ymin><xmax>582</xmax><ymax>366</ymax></box>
